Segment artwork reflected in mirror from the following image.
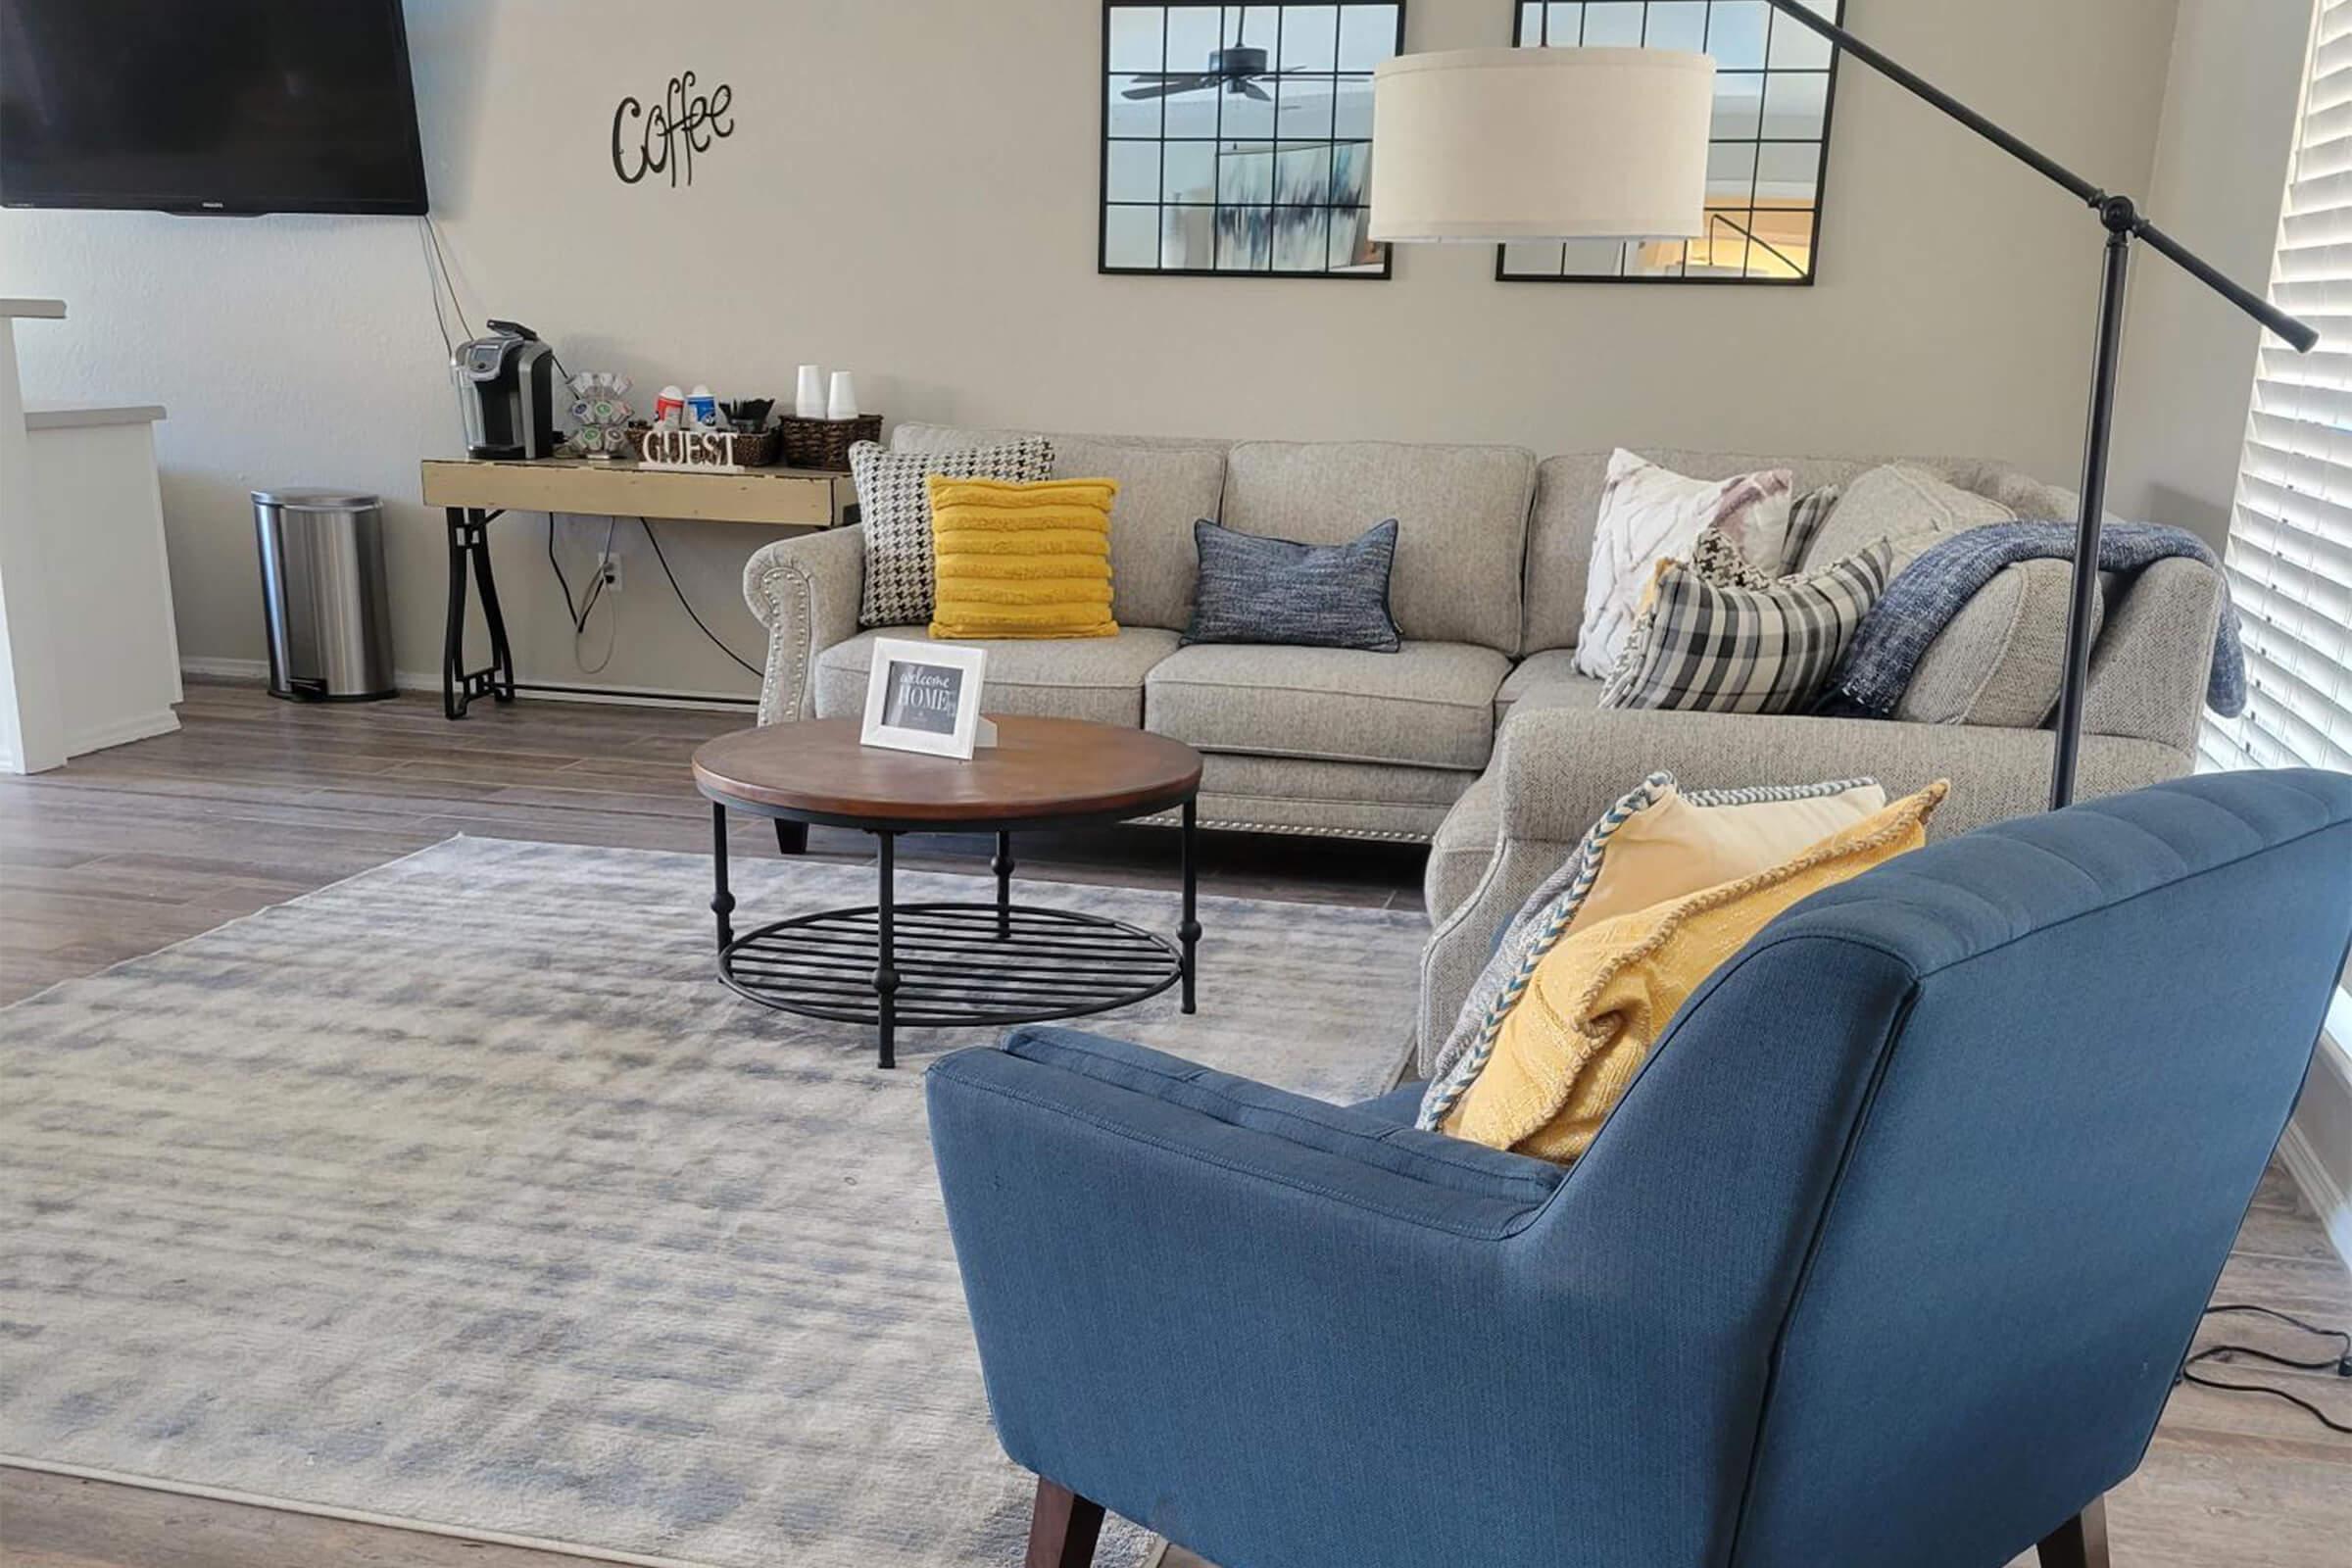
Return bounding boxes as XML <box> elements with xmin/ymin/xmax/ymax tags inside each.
<box><xmin>1498</xmin><ymin>0</ymin><xmax>1842</xmax><ymax>284</ymax></box>
<box><xmin>1102</xmin><ymin>3</ymin><xmax>1405</xmax><ymax>277</ymax></box>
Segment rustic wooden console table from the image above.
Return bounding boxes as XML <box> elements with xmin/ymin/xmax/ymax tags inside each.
<box><xmin>418</xmin><ymin>455</ymin><xmax>850</xmax><ymax>718</ymax></box>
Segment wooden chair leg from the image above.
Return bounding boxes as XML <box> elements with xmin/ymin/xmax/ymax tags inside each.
<box><xmin>1025</xmin><ymin>1477</ymin><xmax>1105</xmax><ymax>1568</ymax></box>
<box><xmin>2035</xmin><ymin>1494</ymin><xmax>2111</xmax><ymax>1568</ymax></box>
<box><xmin>775</xmin><ymin>819</ymin><xmax>808</xmax><ymax>856</ymax></box>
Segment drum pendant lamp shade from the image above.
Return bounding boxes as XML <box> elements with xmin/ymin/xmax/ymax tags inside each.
<box><xmin>1369</xmin><ymin>47</ymin><xmax>1717</xmax><ymax>243</ymax></box>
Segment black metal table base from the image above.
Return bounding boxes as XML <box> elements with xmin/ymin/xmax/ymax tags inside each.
<box><xmin>708</xmin><ymin>801</ymin><xmax>1199</xmax><ymax>1068</ymax></box>
<box><xmin>443</xmin><ymin>506</ymin><xmax>514</xmax><ymax>720</ymax></box>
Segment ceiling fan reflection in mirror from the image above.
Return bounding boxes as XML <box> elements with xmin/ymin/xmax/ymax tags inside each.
<box><xmin>1121</xmin><ymin>7</ymin><xmax>1327</xmax><ymax>102</ymax></box>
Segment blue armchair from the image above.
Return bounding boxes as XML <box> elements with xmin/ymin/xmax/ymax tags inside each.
<box><xmin>927</xmin><ymin>770</ymin><xmax>2352</xmax><ymax>1568</ymax></box>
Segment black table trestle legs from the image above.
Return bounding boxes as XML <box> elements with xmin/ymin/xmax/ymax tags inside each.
<box><xmin>440</xmin><ymin>507</ymin><xmax>516</xmax><ymax>720</ymax></box>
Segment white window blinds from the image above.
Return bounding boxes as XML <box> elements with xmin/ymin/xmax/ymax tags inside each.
<box><xmin>2213</xmin><ymin>0</ymin><xmax>2352</xmax><ymax>774</ymax></box>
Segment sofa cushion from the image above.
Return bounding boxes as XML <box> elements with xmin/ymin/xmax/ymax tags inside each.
<box><xmin>1219</xmin><ymin>441</ymin><xmax>1534</xmax><ymax>654</ymax></box>
<box><xmin>888</xmin><ymin>424</ymin><xmax>1227</xmax><ymax>633</ymax></box>
<box><xmin>1146</xmin><ymin>641</ymin><xmax>1510</xmax><ymax>771</ymax></box>
<box><xmin>812</xmin><ymin>625</ymin><xmax>1181</xmax><ymax>727</ymax></box>
<box><xmin>891</xmin><ymin>422</ymin><xmax>1229</xmax><ymax>456</ymax></box>
<box><xmin>1799</xmin><ymin>462</ymin><xmax>2017</xmax><ymax>571</ymax></box>
<box><xmin>1897</xmin><ymin>558</ymin><xmax>2106</xmax><ymax>728</ymax></box>
<box><xmin>1494</xmin><ymin>651</ymin><xmax>1604</xmax><ymax>723</ymax></box>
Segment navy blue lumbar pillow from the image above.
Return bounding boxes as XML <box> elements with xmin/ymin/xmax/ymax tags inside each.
<box><xmin>1182</xmin><ymin>516</ymin><xmax>1401</xmax><ymax>652</ymax></box>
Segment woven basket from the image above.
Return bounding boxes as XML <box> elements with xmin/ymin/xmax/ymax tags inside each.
<box><xmin>630</xmin><ymin>424</ymin><xmax>781</xmax><ymax>467</ymax></box>
<box><xmin>778</xmin><ymin>413</ymin><xmax>882</xmax><ymax>471</ymax></box>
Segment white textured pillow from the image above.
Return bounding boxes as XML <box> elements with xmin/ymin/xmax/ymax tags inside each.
<box><xmin>854</xmin><ymin>438</ymin><xmax>1054</xmax><ymax>627</ymax></box>
<box><xmin>1573</xmin><ymin>450</ymin><xmax>1794</xmax><ymax>679</ymax></box>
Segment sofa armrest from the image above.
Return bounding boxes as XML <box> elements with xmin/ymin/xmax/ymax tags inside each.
<box><xmin>1494</xmin><ymin>705</ymin><xmax>2185</xmax><ymax>846</ymax></box>
<box><xmin>1415</xmin><ymin>706</ymin><xmax>2192</xmax><ymax>1071</ymax></box>
<box><xmin>741</xmin><ymin>525</ymin><xmax>866</xmax><ymax>724</ymax></box>
<box><xmin>2083</xmin><ymin>556</ymin><xmax>2225</xmax><ymax>757</ymax></box>
<box><xmin>940</xmin><ymin>1026</ymin><xmax>1561</xmax><ymax>1233</ymax></box>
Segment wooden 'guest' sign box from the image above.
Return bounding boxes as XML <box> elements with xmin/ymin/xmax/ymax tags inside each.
<box><xmin>640</xmin><ymin>428</ymin><xmax>744</xmax><ymax>473</ymax></box>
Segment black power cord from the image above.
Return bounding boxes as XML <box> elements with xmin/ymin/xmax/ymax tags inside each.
<box><xmin>639</xmin><ymin>517</ymin><xmax>761</xmax><ymax>678</ymax></box>
<box><xmin>545</xmin><ymin>513</ymin><xmax>619</xmax><ymax>674</ymax></box>
<box><xmin>544</xmin><ymin>514</ymin><xmax>760</xmax><ymax>682</ymax></box>
<box><xmin>2179</xmin><ymin>1303</ymin><xmax>2352</xmax><ymax>1435</ymax></box>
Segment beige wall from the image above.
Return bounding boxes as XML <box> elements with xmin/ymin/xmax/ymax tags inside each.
<box><xmin>2112</xmin><ymin>0</ymin><xmax>2313</xmax><ymax>551</ymax></box>
<box><xmin>2</xmin><ymin>0</ymin><xmax>2192</xmax><ymax>700</ymax></box>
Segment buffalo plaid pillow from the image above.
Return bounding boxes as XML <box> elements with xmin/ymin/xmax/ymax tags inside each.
<box><xmin>1598</xmin><ymin>529</ymin><xmax>1892</xmax><ymax>714</ymax></box>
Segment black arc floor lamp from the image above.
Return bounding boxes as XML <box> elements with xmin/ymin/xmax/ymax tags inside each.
<box><xmin>1369</xmin><ymin>0</ymin><xmax>2319</xmax><ymax>808</ymax></box>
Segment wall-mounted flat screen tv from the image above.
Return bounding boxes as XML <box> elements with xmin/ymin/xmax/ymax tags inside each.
<box><xmin>0</xmin><ymin>0</ymin><xmax>428</xmax><ymax>215</ymax></box>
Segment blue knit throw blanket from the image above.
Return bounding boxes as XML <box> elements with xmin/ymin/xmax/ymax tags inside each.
<box><xmin>1817</xmin><ymin>520</ymin><xmax>2246</xmax><ymax>720</ymax></box>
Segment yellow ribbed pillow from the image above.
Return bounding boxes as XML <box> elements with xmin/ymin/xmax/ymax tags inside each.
<box><xmin>1443</xmin><ymin>781</ymin><xmax>1948</xmax><ymax>1164</ymax></box>
<box><xmin>926</xmin><ymin>476</ymin><xmax>1119</xmax><ymax>640</ymax></box>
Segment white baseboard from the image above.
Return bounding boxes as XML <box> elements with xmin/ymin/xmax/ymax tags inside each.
<box><xmin>2282</xmin><ymin>1023</ymin><xmax>2352</xmax><ymax>1277</ymax></box>
<box><xmin>67</xmin><ymin>709</ymin><xmax>179</xmax><ymax>756</ymax></box>
<box><xmin>179</xmin><ymin>656</ymin><xmax>269</xmax><ymax>681</ymax></box>
<box><xmin>2280</xmin><ymin>1120</ymin><xmax>2350</xmax><ymax>1275</ymax></box>
<box><xmin>180</xmin><ymin>658</ymin><xmax>755</xmax><ymax>713</ymax></box>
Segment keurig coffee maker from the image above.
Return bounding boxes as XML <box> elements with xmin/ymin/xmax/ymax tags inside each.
<box><xmin>453</xmin><ymin>319</ymin><xmax>559</xmax><ymax>459</ymax></box>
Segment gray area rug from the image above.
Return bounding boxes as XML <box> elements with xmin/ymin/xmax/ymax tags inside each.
<box><xmin>0</xmin><ymin>836</ymin><xmax>1423</xmax><ymax>1568</ymax></box>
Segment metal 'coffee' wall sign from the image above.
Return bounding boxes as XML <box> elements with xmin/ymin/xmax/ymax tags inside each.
<box><xmin>612</xmin><ymin>72</ymin><xmax>736</xmax><ymax>187</ymax></box>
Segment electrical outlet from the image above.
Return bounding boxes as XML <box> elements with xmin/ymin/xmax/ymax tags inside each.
<box><xmin>597</xmin><ymin>553</ymin><xmax>622</xmax><ymax>594</ymax></box>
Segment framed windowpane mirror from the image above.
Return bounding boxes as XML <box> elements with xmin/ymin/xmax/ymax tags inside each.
<box><xmin>1102</xmin><ymin>3</ymin><xmax>1406</xmax><ymax>277</ymax></box>
<box><xmin>1498</xmin><ymin>0</ymin><xmax>1842</xmax><ymax>283</ymax></box>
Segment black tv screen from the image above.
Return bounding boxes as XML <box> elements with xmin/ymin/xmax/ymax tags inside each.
<box><xmin>0</xmin><ymin>0</ymin><xmax>428</xmax><ymax>215</ymax></box>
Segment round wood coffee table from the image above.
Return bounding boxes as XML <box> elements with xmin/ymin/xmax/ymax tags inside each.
<box><xmin>691</xmin><ymin>716</ymin><xmax>1204</xmax><ymax>1068</ymax></box>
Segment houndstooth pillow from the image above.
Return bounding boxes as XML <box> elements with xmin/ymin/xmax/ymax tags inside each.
<box><xmin>854</xmin><ymin>438</ymin><xmax>1054</xmax><ymax>627</ymax></box>
<box><xmin>1597</xmin><ymin>529</ymin><xmax>1892</xmax><ymax>714</ymax></box>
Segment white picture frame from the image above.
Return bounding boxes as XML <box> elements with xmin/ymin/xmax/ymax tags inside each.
<box><xmin>859</xmin><ymin>638</ymin><xmax>997</xmax><ymax>760</ymax></box>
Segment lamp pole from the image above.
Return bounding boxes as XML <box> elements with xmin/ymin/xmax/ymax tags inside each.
<box><xmin>1758</xmin><ymin>0</ymin><xmax>2317</xmax><ymax>808</ymax></box>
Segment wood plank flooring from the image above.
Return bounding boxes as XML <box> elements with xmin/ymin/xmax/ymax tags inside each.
<box><xmin>2</xmin><ymin>680</ymin><xmax>2345</xmax><ymax>1568</ymax></box>
<box><xmin>0</xmin><ymin>680</ymin><xmax>1426</xmax><ymax>1006</ymax></box>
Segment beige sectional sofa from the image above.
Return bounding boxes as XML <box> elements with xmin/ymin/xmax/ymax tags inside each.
<box><xmin>745</xmin><ymin>425</ymin><xmax>2220</xmax><ymax>850</ymax></box>
<box><xmin>745</xmin><ymin>423</ymin><xmax>2227</xmax><ymax>1067</ymax></box>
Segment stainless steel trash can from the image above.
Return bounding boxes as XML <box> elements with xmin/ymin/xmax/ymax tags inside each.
<box><xmin>252</xmin><ymin>489</ymin><xmax>397</xmax><ymax>702</ymax></box>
